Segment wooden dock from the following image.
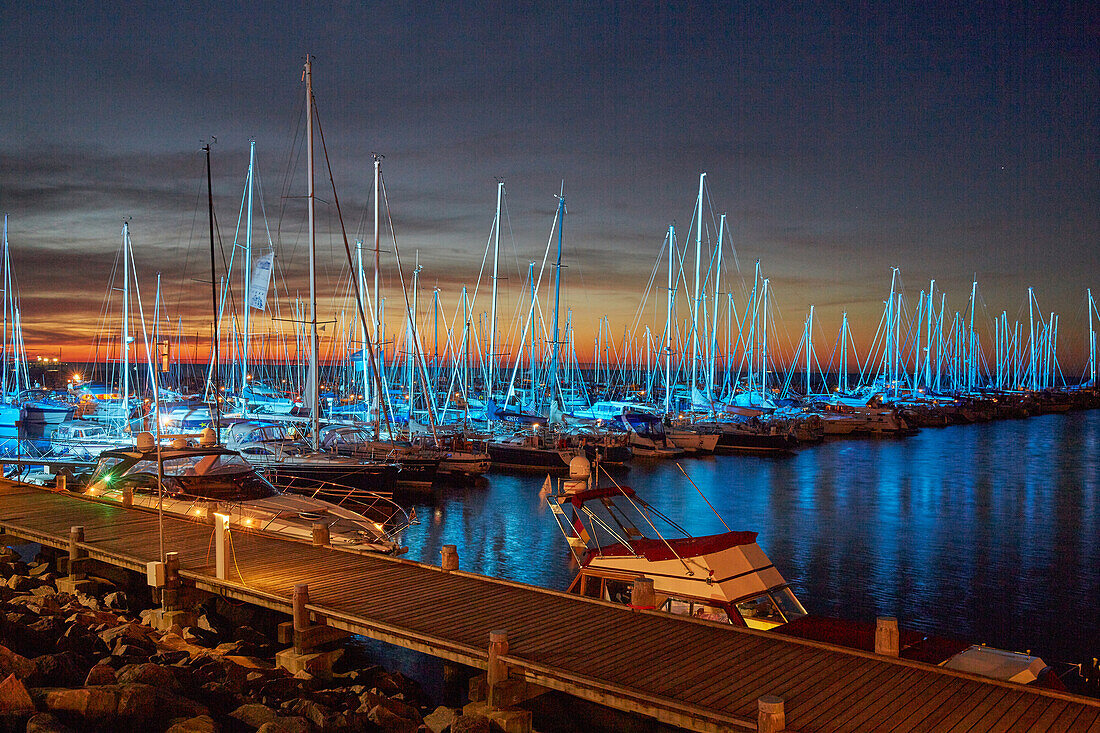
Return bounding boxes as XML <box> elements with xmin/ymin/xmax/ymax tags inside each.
<box><xmin>1</xmin><ymin>479</ymin><xmax>1097</xmax><ymax>732</ymax></box>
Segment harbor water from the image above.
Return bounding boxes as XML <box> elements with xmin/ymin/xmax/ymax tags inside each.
<box><xmin>400</xmin><ymin>410</ymin><xmax>1099</xmax><ymax>669</ymax></box>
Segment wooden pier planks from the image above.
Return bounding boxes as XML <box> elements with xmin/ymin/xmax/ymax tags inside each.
<box><xmin>1</xmin><ymin>479</ymin><xmax>1097</xmax><ymax>733</ymax></box>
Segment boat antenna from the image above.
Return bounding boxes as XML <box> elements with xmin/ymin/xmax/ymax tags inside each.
<box><xmin>676</xmin><ymin>462</ymin><xmax>731</xmax><ymax>532</ymax></box>
<box><xmin>203</xmin><ymin>139</ymin><xmax>221</xmax><ymax>444</ymax></box>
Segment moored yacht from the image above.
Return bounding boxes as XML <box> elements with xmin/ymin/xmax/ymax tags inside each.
<box><xmin>69</xmin><ymin>431</ymin><xmax>409</xmax><ymax>554</ymax></box>
<box><xmin>548</xmin><ymin>458</ymin><xmax>1058</xmax><ymax>687</ymax></box>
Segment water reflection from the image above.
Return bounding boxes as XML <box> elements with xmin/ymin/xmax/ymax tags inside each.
<box><xmin>400</xmin><ymin>411</ymin><xmax>1099</xmax><ymax>664</ymax></box>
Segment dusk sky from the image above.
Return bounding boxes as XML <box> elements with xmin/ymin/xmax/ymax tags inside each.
<box><xmin>2</xmin><ymin>2</ymin><xmax>1097</xmax><ymax>371</ymax></box>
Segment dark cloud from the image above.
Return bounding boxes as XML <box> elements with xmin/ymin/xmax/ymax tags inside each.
<box><xmin>1</xmin><ymin>1</ymin><xmax>1096</xmax><ymax>367</ymax></box>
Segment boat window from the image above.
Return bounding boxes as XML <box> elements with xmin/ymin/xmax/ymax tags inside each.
<box><xmin>581</xmin><ymin>575</ymin><xmax>602</xmax><ymax>598</ymax></box>
<box><xmin>242</xmin><ymin>446</ymin><xmax>274</xmax><ymax>456</ymax></box>
<box><xmin>692</xmin><ymin>604</ymin><xmax>730</xmax><ymax>623</ymax></box>
<box><xmin>770</xmin><ymin>587</ymin><xmax>807</xmax><ymax>622</ymax></box>
<box><xmin>666</xmin><ymin>598</ymin><xmax>693</xmax><ymax>616</ymax></box>
<box><xmin>736</xmin><ymin>593</ymin><xmax>786</xmax><ymax>629</ymax></box>
<box><xmin>604</xmin><ymin>580</ymin><xmax>632</xmax><ymax>604</ymax></box>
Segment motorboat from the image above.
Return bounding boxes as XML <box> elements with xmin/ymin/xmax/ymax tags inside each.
<box><xmin>70</xmin><ymin>431</ymin><xmax>409</xmax><ymax>554</ymax></box>
<box><xmin>221</xmin><ymin>420</ymin><xmax>400</xmax><ymax>497</ymax></box>
<box><xmin>316</xmin><ymin>424</ymin><xmax>442</xmax><ymax>490</ymax></box>
<box><xmin>548</xmin><ymin>457</ymin><xmax>1059</xmax><ymax>687</ymax></box>
<box><xmin>549</xmin><ymin>457</ymin><xmax>805</xmax><ymax>629</ymax></box>
<box><xmin>487</xmin><ymin>430</ymin><xmax>583</xmax><ymax>474</ymax></box>
<box><xmin>49</xmin><ymin>421</ymin><xmax>133</xmax><ymax>459</ymax></box>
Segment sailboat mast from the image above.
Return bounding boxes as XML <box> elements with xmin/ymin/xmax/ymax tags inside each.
<box><xmin>709</xmin><ymin>213</ymin><xmax>724</xmax><ymax>399</ymax></box>
<box><xmin>690</xmin><ymin>173</ymin><xmax>705</xmax><ymax>393</ymax></box>
<box><xmin>548</xmin><ymin>192</ymin><xmax>564</xmax><ymax>410</ymax></box>
<box><xmin>241</xmin><ymin>140</ymin><xmax>255</xmax><ymax>395</ymax></box>
<box><xmin>488</xmin><ymin>181</ymin><xmax>503</xmax><ymax>403</ymax></box>
<box><xmin>372</xmin><ymin>154</ymin><xmax>382</xmax><ymax>435</ymax></box>
<box><xmin>122</xmin><ymin>222</ymin><xmax>131</xmax><ymax>432</ymax></box>
<box><xmin>203</xmin><ymin>144</ymin><xmax>220</xmax><ymax>440</ymax></box>
<box><xmin>664</xmin><ymin>224</ymin><xmax>674</xmax><ymax>414</ymax></box>
<box><xmin>1086</xmin><ymin>286</ymin><xmax>1095</xmax><ymax>387</ymax></box>
<box><xmin>305</xmin><ymin>55</ymin><xmax>319</xmax><ymax>449</ymax></box>
<box><xmin>2</xmin><ymin>216</ymin><xmax>8</xmax><ymax>401</ymax></box>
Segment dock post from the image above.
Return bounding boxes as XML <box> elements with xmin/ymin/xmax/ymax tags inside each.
<box><xmin>441</xmin><ymin>544</ymin><xmax>459</xmax><ymax>571</ymax></box>
<box><xmin>214</xmin><ymin>512</ymin><xmax>230</xmax><ymax>580</ymax></box>
<box><xmin>122</xmin><ymin>487</ymin><xmax>133</xmax><ymax>508</ymax></box>
<box><xmin>68</xmin><ymin>526</ymin><xmax>85</xmax><ymax>579</ymax></box>
<box><xmin>875</xmin><ymin>616</ymin><xmax>900</xmax><ymax>657</ymax></box>
<box><xmin>293</xmin><ymin>583</ymin><xmax>310</xmax><ymax>654</ymax></box>
<box><xmin>487</xmin><ymin>629</ymin><xmax>509</xmax><ymax>688</ymax></box>
<box><xmin>630</xmin><ymin>576</ymin><xmax>655</xmax><ymax>609</ymax></box>
<box><xmin>56</xmin><ymin>525</ymin><xmax>96</xmax><ymax>594</ymax></box>
<box><xmin>163</xmin><ymin>551</ymin><xmax>180</xmax><ymax>610</ymax></box>
<box><xmin>757</xmin><ymin>695</ymin><xmax>785</xmax><ymax>733</ymax></box>
<box><xmin>311</xmin><ymin>522</ymin><xmax>330</xmax><ymax>547</ymax></box>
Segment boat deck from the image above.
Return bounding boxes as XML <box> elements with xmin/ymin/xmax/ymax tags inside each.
<box><xmin>1</xmin><ymin>480</ymin><xmax>1097</xmax><ymax>732</ymax></box>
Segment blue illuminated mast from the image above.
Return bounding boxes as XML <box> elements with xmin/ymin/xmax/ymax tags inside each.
<box><xmin>547</xmin><ymin>188</ymin><xmax>565</xmax><ymax>412</ymax></box>
<box><xmin>1089</xmin><ymin>288</ymin><xmax>1097</xmax><ymax>387</ymax></box>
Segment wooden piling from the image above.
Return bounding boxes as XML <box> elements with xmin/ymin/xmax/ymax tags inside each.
<box><xmin>293</xmin><ymin>583</ymin><xmax>310</xmax><ymax>653</ymax></box>
<box><xmin>488</xmin><ymin>629</ymin><xmax>509</xmax><ymax>687</ymax></box>
<box><xmin>311</xmin><ymin>523</ymin><xmax>330</xmax><ymax>547</ymax></box>
<box><xmin>630</xmin><ymin>576</ymin><xmax>655</xmax><ymax>609</ymax></box>
<box><xmin>68</xmin><ymin>526</ymin><xmax>85</xmax><ymax>579</ymax></box>
<box><xmin>875</xmin><ymin>616</ymin><xmax>899</xmax><ymax>657</ymax></box>
<box><xmin>441</xmin><ymin>544</ymin><xmax>459</xmax><ymax>571</ymax></box>
<box><xmin>757</xmin><ymin>695</ymin><xmax>785</xmax><ymax>733</ymax></box>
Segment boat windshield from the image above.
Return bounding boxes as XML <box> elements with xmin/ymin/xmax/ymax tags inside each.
<box><xmin>736</xmin><ymin>586</ymin><xmax>807</xmax><ymax>629</ymax></box>
<box><xmin>128</xmin><ymin>453</ymin><xmax>259</xmax><ymax>478</ymax></box>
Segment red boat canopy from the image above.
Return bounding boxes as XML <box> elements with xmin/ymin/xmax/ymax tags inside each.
<box><xmin>589</xmin><ymin>531</ymin><xmax>758</xmax><ymax>563</ymax></box>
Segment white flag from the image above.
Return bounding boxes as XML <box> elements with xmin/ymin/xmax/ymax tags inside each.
<box><xmin>248</xmin><ymin>253</ymin><xmax>275</xmax><ymax>311</ymax></box>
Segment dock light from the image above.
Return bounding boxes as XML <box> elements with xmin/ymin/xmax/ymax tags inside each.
<box><xmin>532</xmin><ymin>423</ymin><xmax>540</xmax><ymax>432</ymax></box>
<box><xmin>243</xmin><ymin>517</ymin><xmax>254</xmax><ymax>526</ymax></box>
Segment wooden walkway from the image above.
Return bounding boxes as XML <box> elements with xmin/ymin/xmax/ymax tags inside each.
<box><xmin>1</xmin><ymin>480</ymin><xmax>1097</xmax><ymax>732</ymax></box>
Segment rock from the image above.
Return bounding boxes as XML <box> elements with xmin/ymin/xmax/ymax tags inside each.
<box><xmin>73</xmin><ymin>591</ymin><xmax>101</xmax><ymax>610</ymax></box>
<box><xmin>358</xmin><ymin>690</ymin><xmax>421</xmax><ymax>722</ymax></box>
<box><xmin>25</xmin><ymin>712</ymin><xmax>75</xmax><ymax>733</ymax></box>
<box><xmin>0</xmin><ymin>672</ymin><xmax>35</xmax><ymax>715</ymax></box>
<box><xmin>423</xmin><ymin>706</ymin><xmax>458</xmax><ymax>733</ymax></box>
<box><xmin>451</xmin><ymin>713</ymin><xmax>491</xmax><ymax>733</ymax></box>
<box><xmin>0</xmin><ymin>546</ymin><xmax>19</xmax><ymax>562</ymax></box>
<box><xmin>6</xmin><ymin>575</ymin><xmax>34</xmax><ymax>592</ymax></box>
<box><xmin>84</xmin><ymin>663</ymin><xmax>117</xmax><ymax>685</ymax></box>
<box><xmin>0</xmin><ymin>643</ymin><xmax>37</xmax><ymax>679</ymax></box>
<box><xmin>28</xmin><ymin>561</ymin><xmax>51</xmax><ymax>577</ymax></box>
<box><xmin>99</xmin><ymin>621</ymin><xmax>153</xmax><ymax>647</ymax></box>
<box><xmin>259</xmin><ymin>677</ymin><xmax>304</xmax><ymax>706</ymax></box>
<box><xmin>30</xmin><ymin>585</ymin><xmax>56</xmax><ymax>597</ymax></box>
<box><xmin>366</xmin><ymin>704</ymin><xmax>419</xmax><ymax>733</ymax></box>
<box><xmin>116</xmin><ymin>661</ymin><xmax>181</xmax><ymax>691</ymax></box>
<box><xmin>112</xmin><ymin>643</ymin><xmax>152</xmax><ymax>660</ymax></box>
<box><xmin>36</xmin><ymin>685</ymin><xmax>121</xmax><ymax>721</ymax></box>
<box><xmin>165</xmin><ymin>715</ymin><xmax>218</xmax><ymax>733</ymax></box>
<box><xmin>102</xmin><ymin>590</ymin><xmax>128</xmax><ymax>611</ymax></box>
<box><xmin>116</xmin><ymin>683</ymin><xmax>210</xmax><ymax>722</ymax></box>
<box><xmin>286</xmin><ymin>699</ymin><xmax>344</xmax><ymax>730</ymax></box>
<box><xmin>57</xmin><ymin>623</ymin><xmax>109</xmax><ymax>658</ymax></box>
<box><xmin>255</xmin><ymin>719</ymin><xmax>309</xmax><ymax>733</ymax></box>
<box><xmin>151</xmin><ymin>649</ymin><xmax>191</xmax><ymax>665</ymax></box>
<box><xmin>32</xmin><ymin>652</ymin><xmax>88</xmax><ymax>687</ymax></box>
<box><xmin>232</xmin><ymin>625</ymin><xmax>271</xmax><ymax>646</ymax></box>
<box><xmin>230</xmin><ymin>702</ymin><xmax>278</xmax><ymax>728</ymax></box>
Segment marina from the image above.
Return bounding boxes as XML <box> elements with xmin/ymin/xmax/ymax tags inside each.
<box><xmin>2</xmin><ymin>4</ymin><xmax>1098</xmax><ymax>729</ymax></box>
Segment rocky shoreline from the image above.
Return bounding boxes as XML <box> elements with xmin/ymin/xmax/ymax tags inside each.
<box><xmin>0</xmin><ymin>544</ymin><xmax>489</xmax><ymax>733</ymax></box>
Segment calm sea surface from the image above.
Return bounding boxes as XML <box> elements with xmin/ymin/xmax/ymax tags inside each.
<box><xmin>399</xmin><ymin>409</ymin><xmax>1099</xmax><ymax>666</ymax></box>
